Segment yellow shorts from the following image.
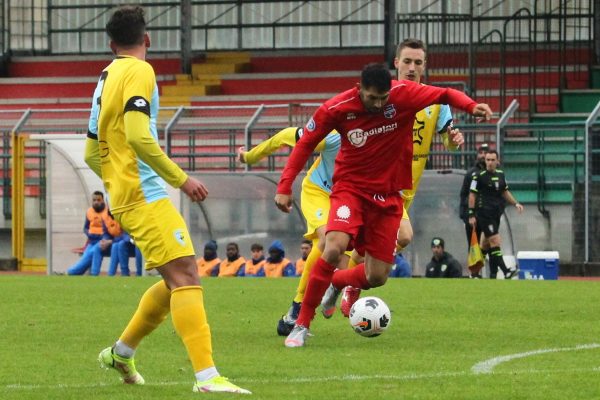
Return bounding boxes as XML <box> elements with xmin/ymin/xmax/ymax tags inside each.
<box><xmin>300</xmin><ymin>180</ymin><xmax>330</xmax><ymax>240</ymax></box>
<box><xmin>113</xmin><ymin>198</ymin><xmax>195</xmax><ymax>270</ymax></box>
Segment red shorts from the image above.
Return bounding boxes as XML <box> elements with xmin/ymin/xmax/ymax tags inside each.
<box><xmin>326</xmin><ymin>186</ymin><xmax>403</xmax><ymax>264</ymax></box>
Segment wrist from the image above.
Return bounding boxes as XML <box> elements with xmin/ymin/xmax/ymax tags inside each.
<box><xmin>514</xmin><ymin>202</ymin><xmax>520</xmax><ymax>207</ymax></box>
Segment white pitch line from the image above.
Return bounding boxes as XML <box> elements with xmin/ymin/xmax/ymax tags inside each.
<box><xmin>4</xmin><ymin>367</ymin><xmax>600</xmax><ymax>392</ymax></box>
<box><xmin>471</xmin><ymin>343</ymin><xmax>600</xmax><ymax>374</ymax></box>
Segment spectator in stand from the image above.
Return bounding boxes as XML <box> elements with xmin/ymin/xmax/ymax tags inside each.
<box><xmin>295</xmin><ymin>239</ymin><xmax>312</xmax><ymax>277</ymax></box>
<box><xmin>217</xmin><ymin>242</ymin><xmax>246</xmax><ymax>277</ymax></box>
<box><xmin>196</xmin><ymin>240</ymin><xmax>221</xmax><ymax>277</ymax></box>
<box><xmin>424</xmin><ymin>237</ymin><xmax>463</xmax><ymax>278</ymax></box>
<box><xmin>263</xmin><ymin>240</ymin><xmax>295</xmax><ymax>278</ymax></box>
<box><xmin>243</xmin><ymin>243</ymin><xmax>266</xmax><ymax>277</ymax></box>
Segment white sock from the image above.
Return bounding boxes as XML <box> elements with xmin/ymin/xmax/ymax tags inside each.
<box><xmin>114</xmin><ymin>340</ymin><xmax>135</xmax><ymax>359</ymax></box>
<box><xmin>195</xmin><ymin>366</ymin><xmax>219</xmax><ymax>382</ymax></box>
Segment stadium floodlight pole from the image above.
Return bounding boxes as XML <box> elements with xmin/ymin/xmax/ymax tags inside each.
<box><xmin>583</xmin><ymin>100</ymin><xmax>600</xmax><ymax>263</ymax></box>
<box><xmin>496</xmin><ymin>98</ymin><xmax>519</xmax><ymax>156</ymax></box>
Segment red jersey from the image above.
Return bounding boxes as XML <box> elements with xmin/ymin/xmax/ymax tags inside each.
<box><xmin>278</xmin><ymin>80</ymin><xmax>477</xmax><ymax>195</ymax></box>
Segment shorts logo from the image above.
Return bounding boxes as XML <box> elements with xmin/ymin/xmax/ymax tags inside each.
<box><xmin>173</xmin><ymin>229</ymin><xmax>186</xmax><ymax>246</ymax></box>
<box><xmin>383</xmin><ymin>104</ymin><xmax>396</xmax><ymax>119</ymax></box>
<box><xmin>335</xmin><ymin>205</ymin><xmax>351</xmax><ymax>222</ymax></box>
<box><xmin>134</xmin><ymin>98</ymin><xmax>147</xmax><ymax>108</ymax></box>
<box><xmin>488</xmin><ymin>224</ymin><xmax>494</xmax><ymax>233</ymax></box>
<box><xmin>316</xmin><ymin>208</ymin><xmax>323</xmax><ymax>219</ymax></box>
<box><xmin>306</xmin><ymin>118</ymin><xmax>316</xmax><ymax>132</ymax></box>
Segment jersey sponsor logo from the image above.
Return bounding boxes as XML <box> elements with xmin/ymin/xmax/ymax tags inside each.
<box><xmin>334</xmin><ymin>205</ymin><xmax>351</xmax><ymax>223</ymax></box>
<box><xmin>346</xmin><ymin>122</ymin><xmax>398</xmax><ymax>147</ymax></box>
<box><xmin>173</xmin><ymin>229</ymin><xmax>186</xmax><ymax>246</ymax></box>
<box><xmin>413</xmin><ymin>117</ymin><xmax>425</xmax><ymax>144</ymax></box>
<box><xmin>306</xmin><ymin>118</ymin><xmax>316</xmax><ymax>132</ymax></box>
<box><xmin>383</xmin><ymin>104</ymin><xmax>396</xmax><ymax>119</ymax></box>
<box><xmin>346</xmin><ymin>113</ymin><xmax>356</xmax><ymax>120</ymax></box>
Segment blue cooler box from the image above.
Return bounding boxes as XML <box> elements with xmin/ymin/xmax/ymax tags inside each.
<box><xmin>516</xmin><ymin>251</ymin><xmax>560</xmax><ymax>280</ymax></box>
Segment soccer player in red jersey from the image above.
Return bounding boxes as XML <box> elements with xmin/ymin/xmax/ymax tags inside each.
<box><xmin>275</xmin><ymin>63</ymin><xmax>492</xmax><ymax>347</ymax></box>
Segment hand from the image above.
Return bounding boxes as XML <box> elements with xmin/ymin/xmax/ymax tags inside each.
<box><xmin>468</xmin><ymin>216</ymin><xmax>476</xmax><ymax>227</ymax></box>
<box><xmin>237</xmin><ymin>146</ymin><xmax>246</xmax><ymax>163</ymax></box>
<box><xmin>180</xmin><ymin>176</ymin><xmax>208</xmax><ymax>202</ymax></box>
<box><xmin>515</xmin><ymin>203</ymin><xmax>524</xmax><ymax>213</ymax></box>
<box><xmin>448</xmin><ymin>127</ymin><xmax>464</xmax><ymax>147</ymax></box>
<box><xmin>274</xmin><ymin>193</ymin><xmax>293</xmax><ymax>213</ymax></box>
<box><xmin>472</xmin><ymin>103</ymin><xmax>493</xmax><ymax>122</ymax></box>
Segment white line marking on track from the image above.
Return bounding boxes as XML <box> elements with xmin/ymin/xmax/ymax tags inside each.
<box><xmin>471</xmin><ymin>343</ymin><xmax>600</xmax><ymax>374</ymax></box>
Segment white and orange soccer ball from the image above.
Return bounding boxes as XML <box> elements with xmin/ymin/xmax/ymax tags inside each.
<box><xmin>348</xmin><ymin>296</ymin><xmax>391</xmax><ymax>337</ymax></box>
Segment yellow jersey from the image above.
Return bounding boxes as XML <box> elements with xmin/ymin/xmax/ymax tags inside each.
<box><xmin>86</xmin><ymin>55</ymin><xmax>187</xmax><ymax>214</ymax></box>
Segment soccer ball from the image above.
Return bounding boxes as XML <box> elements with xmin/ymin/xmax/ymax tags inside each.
<box><xmin>349</xmin><ymin>296</ymin><xmax>391</xmax><ymax>337</ymax></box>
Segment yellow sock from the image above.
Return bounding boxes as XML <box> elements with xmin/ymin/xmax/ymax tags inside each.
<box><xmin>120</xmin><ymin>280</ymin><xmax>171</xmax><ymax>349</ymax></box>
<box><xmin>293</xmin><ymin>239</ymin><xmax>321</xmax><ymax>303</ymax></box>
<box><xmin>170</xmin><ymin>286</ymin><xmax>214</xmax><ymax>372</ymax></box>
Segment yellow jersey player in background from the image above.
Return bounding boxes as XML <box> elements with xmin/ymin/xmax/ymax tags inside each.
<box><xmin>84</xmin><ymin>5</ymin><xmax>250</xmax><ymax>395</ymax></box>
<box><xmin>238</xmin><ymin>128</ymin><xmax>351</xmax><ymax>335</ymax></box>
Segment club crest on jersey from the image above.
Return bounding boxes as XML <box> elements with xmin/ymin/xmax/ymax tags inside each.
<box><xmin>383</xmin><ymin>104</ymin><xmax>396</xmax><ymax>119</ymax></box>
<box><xmin>173</xmin><ymin>229</ymin><xmax>186</xmax><ymax>246</ymax></box>
<box><xmin>306</xmin><ymin>118</ymin><xmax>316</xmax><ymax>132</ymax></box>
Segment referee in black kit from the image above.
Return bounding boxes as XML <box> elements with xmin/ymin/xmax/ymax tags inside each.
<box><xmin>468</xmin><ymin>149</ymin><xmax>523</xmax><ymax>279</ymax></box>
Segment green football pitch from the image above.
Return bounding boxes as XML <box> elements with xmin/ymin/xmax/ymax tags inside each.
<box><xmin>1</xmin><ymin>275</ymin><xmax>599</xmax><ymax>400</ymax></box>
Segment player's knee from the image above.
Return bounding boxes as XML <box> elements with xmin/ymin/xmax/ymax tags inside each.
<box><xmin>396</xmin><ymin>235</ymin><xmax>412</xmax><ymax>249</ymax></box>
<box><xmin>366</xmin><ymin>270</ymin><xmax>389</xmax><ymax>287</ymax></box>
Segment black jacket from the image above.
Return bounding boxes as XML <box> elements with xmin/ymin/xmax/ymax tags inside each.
<box><xmin>425</xmin><ymin>251</ymin><xmax>463</xmax><ymax>278</ymax></box>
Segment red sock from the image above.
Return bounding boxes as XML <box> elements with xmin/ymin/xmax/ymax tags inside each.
<box><xmin>296</xmin><ymin>258</ymin><xmax>335</xmax><ymax>328</ymax></box>
<box><xmin>332</xmin><ymin>263</ymin><xmax>370</xmax><ymax>290</ymax></box>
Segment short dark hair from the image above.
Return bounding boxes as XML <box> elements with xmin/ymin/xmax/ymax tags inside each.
<box><xmin>301</xmin><ymin>239</ymin><xmax>312</xmax><ymax>246</ymax></box>
<box><xmin>106</xmin><ymin>5</ymin><xmax>146</xmax><ymax>48</ymax></box>
<box><xmin>250</xmin><ymin>243</ymin><xmax>263</xmax><ymax>251</ymax></box>
<box><xmin>92</xmin><ymin>191</ymin><xmax>104</xmax><ymax>198</ymax></box>
<box><xmin>361</xmin><ymin>63</ymin><xmax>392</xmax><ymax>93</ymax></box>
<box><xmin>486</xmin><ymin>149</ymin><xmax>499</xmax><ymax>157</ymax></box>
<box><xmin>397</xmin><ymin>38</ymin><xmax>426</xmax><ymax>57</ymax></box>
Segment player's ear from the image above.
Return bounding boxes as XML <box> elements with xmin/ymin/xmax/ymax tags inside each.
<box><xmin>109</xmin><ymin>40</ymin><xmax>117</xmax><ymax>55</ymax></box>
<box><xmin>144</xmin><ymin>32</ymin><xmax>151</xmax><ymax>49</ymax></box>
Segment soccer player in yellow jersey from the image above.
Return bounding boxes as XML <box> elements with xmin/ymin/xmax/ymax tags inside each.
<box><xmin>85</xmin><ymin>6</ymin><xmax>249</xmax><ymax>394</ymax></box>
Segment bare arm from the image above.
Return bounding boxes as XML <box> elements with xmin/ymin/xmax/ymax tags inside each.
<box><xmin>502</xmin><ymin>190</ymin><xmax>524</xmax><ymax>213</ymax></box>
